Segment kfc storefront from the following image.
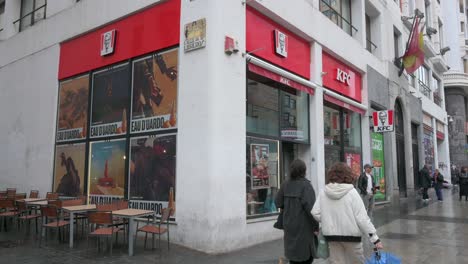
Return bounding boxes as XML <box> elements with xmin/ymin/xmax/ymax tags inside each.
<box><xmin>245</xmin><ymin>7</ymin><xmax>316</xmax><ymax>218</ymax></box>
<box><xmin>322</xmin><ymin>52</ymin><xmax>365</xmax><ymax>180</ymax></box>
<box><xmin>55</xmin><ymin>0</ymin><xmax>180</xmax><ymax>216</ymax></box>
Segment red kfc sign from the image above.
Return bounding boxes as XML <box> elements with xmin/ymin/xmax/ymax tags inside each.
<box><xmin>373</xmin><ymin>110</ymin><xmax>394</xmax><ymax>132</ymax></box>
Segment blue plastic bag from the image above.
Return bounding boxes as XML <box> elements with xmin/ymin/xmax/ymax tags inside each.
<box><xmin>366</xmin><ymin>251</ymin><xmax>401</xmax><ymax>264</ymax></box>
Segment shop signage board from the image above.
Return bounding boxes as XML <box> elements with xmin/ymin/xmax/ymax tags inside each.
<box><xmin>371</xmin><ymin>132</ymin><xmax>386</xmax><ymax>201</ymax></box>
<box><xmin>100</xmin><ymin>30</ymin><xmax>116</xmax><ymax>56</ymax></box>
<box><xmin>274</xmin><ymin>29</ymin><xmax>288</xmax><ymax>57</ymax></box>
<box><xmin>372</xmin><ymin>110</ymin><xmax>394</xmax><ymax>133</ymax></box>
<box><xmin>322</xmin><ymin>52</ymin><xmax>362</xmax><ymax>102</ymax></box>
<box><xmin>184</xmin><ymin>18</ymin><xmax>206</xmax><ymax>52</ymax></box>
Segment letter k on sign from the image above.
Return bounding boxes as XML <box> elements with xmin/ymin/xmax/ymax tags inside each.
<box><xmin>336</xmin><ymin>68</ymin><xmax>351</xmax><ymax>86</ymax></box>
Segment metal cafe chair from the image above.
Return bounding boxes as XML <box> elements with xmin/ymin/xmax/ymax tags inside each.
<box><xmin>29</xmin><ymin>190</ymin><xmax>39</xmax><ymax>198</ymax></box>
<box><xmin>46</xmin><ymin>192</ymin><xmax>59</xmax><ymax>200</ymax></box>
<box><xmin>136</xmin><ymin>207</ymin><xmax>172</xmax><ymax>250</ymax></box>
<box><xmin>39</xmin><ymin>205</ymin><xmax>70</xmax><ymax>246</ymax></box>
<box><xmin>86</xmin><ymin>211</ymin><xmax>121</xmax><ymax>255</ymax></box>
<box><xmin>0</xmin><ymin>199</ymin><xmax>21</xmax><ymax>232</ymax></box>
<box><xmin>17</xmin><ymin>201</ymin><xmax>41</xmax><ymax>235</ymax></box>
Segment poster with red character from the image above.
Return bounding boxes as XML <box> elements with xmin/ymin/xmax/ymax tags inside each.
<box><xmin>345</xmin><ymin>152</ymin><xmax>361</xmax><ymax>177</ymax></box>
<box><xmin>251</xmin><ymin>144</ymin><xmax>270</xmax><ymax>189</ymax></box>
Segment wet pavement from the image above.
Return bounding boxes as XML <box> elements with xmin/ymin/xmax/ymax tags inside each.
<box><xmin>1</xmin><ymin>188</ymin><xmax>467</xmax><ymax>263</ymax></box>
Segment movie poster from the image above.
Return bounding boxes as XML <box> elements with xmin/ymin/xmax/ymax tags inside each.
<box><xmin>131</xmin><ymin>49</ymin><xmax>178</xmax><ymax>134</ymax></box>
<box><xmin>128</xmin><ymin>134</ymin><xmax>176</xmax><ymax>215</ymax></box>
<box><xmin>88</xmin><ymin>139</ymin><xmax>126</xmax><ymax>197</ymax></box>
<box><xmin>53</xmin><ymin>143</ymin><xmax>86</xmax><ymax>197</ymax></box>
<box><xmin>345</xmin><ymin>152</ymin><xmax>361</xmax><ymax>177</ymax></box>
<box><xmin>56</xmin><ymin>75</ymin><xmax>89</xmax><ymax>142</ymax></box>
<box><xmin>250</xmin><ymin>144</ymin><xmax>270</xmax><ymax>189</ymax></box>
<box><xmin>90</xmin><ymin>63</ymin><xmax>130</xmax><ymax>138</ymax></box>
<box><xmin>371</xmin><ymin>132</ymin><xmax>386</xmax><ymax>201</ymax></box>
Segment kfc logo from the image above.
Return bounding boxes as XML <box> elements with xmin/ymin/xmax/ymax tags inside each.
<box><xmin>275</xmin><ymin>30</ymin><xmax>288</xmax><ymax>58</ymax></box>
<box><xmin>336</xmin><ymin>68</ymin><xmax>351</xmax><ymax>85</ymax></box>
<box><xmin>373</xmin><ymin>110</ymin><xmax>394</xmax><ymax>133</ymax></box>
<box><xmin>100</xmin><ymin>30</ymin><xmax>116</xmax><ymax>56</ymax></box>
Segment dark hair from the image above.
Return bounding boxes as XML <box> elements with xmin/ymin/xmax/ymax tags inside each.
<box><xmin>290</xmin><ymin>159</ymin><xmax>306</xmax><ymax>180</ymax></box>
<box><xmin>327</xmin><ymin>162</ymin><xmax>355</xmax><ymax>184</ymax></box>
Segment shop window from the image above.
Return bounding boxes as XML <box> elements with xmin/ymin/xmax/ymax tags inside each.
<box><xmin>247</xmin><ymin>76</ymin><xmax>279</xmax><ymax>137</ymax></box>
<box><xmin>246</xmin><ymin>137</ymin><xmax>279</xmax><ymax>218</ymax></box>
<box><xmin>324</xmin><ymin>104</ymin><xmax>362</xmax><ymax>180</ymax></box>
<box><xmin>16</xmin><ymin>0</ymin><xmax>46</xmax><ymax>32</ymax></box>
<box><xmin>280</xmin><ymin>89</ymin><xmax>309</xmax><ymax>142</ymax></box>
<box><xmin>319</xmin><ymin>0</ymin><xmax>356</xmax><ymax>36</ymax></box>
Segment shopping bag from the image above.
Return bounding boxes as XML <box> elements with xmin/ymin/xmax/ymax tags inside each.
<box><xmin>315</xmin><ymin>232</ymin><xmax>329</xmax><ymax>259</ymax></box>
<box><xmin>366</xmin><ymin>251</ymin><xmax>401</xmax><ymax>264</ymax></box>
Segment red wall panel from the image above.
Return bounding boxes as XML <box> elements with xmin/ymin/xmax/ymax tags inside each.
<box><xmin>246</xmin><ymin>7</ymin><xmax>311</xmax><ymax>79</ymax></box>
<box><xmin>59</xmin><ymin>0</ymin><xmax>181</xmax><ymax>80</ymax></box>
<box><xmin>322</xmin><ymin>52</ymin><xmax>362</xmax><ymax>103</ymax></box>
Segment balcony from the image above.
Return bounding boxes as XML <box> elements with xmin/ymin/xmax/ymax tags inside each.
<box><xmin>418</xmin><ymin>80</ymin><xmax>431</xmax><ymax>98</ymax></box>
<box><xmin>320</xmin><ymin>0</ymin><xmax>357</xmax><ymax>37</ymax></box>
<box><xmin>366</xmin><ymin>39</ymin><xmax>377</xmax><ymax>54</ymax></box>
<box><xmin>433</xmin><ymin>93</ymin><xmax>443</xmax><ymax>107</ymax></box>
<box><xmin>443</xmin><ymin>72</ymin><xmax>468</xmax><ymax>88</ymax></box>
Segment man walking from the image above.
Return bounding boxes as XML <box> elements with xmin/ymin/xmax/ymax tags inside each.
<box><xmin>419</xmin><ymin>164</ymin><xmax>432</xmax><ymax>202</ymax></box>
<box><xmin>358</xmin><ymin>164</ymin><xmax>376</xmax><ymax>218</ymax></box>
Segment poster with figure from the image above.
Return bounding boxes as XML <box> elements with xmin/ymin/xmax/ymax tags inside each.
<box><xmin>131</xmin><ymin>49</ymin><xmax>178</xmax><ymax>134</ymax></box>
<box><xmin>423</xmin><ymin>131</ymin><xmax>434</xmax><ymax>169</ymax></box>
<box><xmin>90</xmin><ymin>63</ymin><xmax>130</xmax><ymax>138</ymax></box>
<box><xmin>371</xmin><ymin>132</ymin><xmax>386</xmax><ymax>201</ymax></box>
<box><xmin>250</xmin><ymin>144</ymin><xmax>270</xmax><ymax>189</ymax></box>
<box><xmin>345</xmin><ymin>152</ymin><xmax>361</xmax><ymax>177</ymax></box>
<box><xmin>88</xmin><ymin>139</ymin><xmax>126</xmax><ymax>197</ymax></box>
<box><xmin>128</xmin><ymin>134</ymin><xmax>176</xmax><ymax>215</ymax></box>
<box><xmin>56</xmin><ymin>75</ymin><xmax>89</xmax><ymax>142</ymax></box>
<box><xmin>53</xmin><ymin>143</ymin><xmax>86</xmax><ymax>197</ymax></box>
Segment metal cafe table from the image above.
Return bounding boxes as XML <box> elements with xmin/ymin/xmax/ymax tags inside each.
<box><xmin>112</xmin><ymin>208</ymin><xmax>154</xmax><ymax>256</ymax></box>
<box><xmin>62</xmin><ymin>204</ymin><xmax>97</xmax><ymax>248</ymax></box>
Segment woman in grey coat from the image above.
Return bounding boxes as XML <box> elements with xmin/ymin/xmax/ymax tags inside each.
<box><xmin>275</xmin><ymin>159</ymin><xmax>318</xmax><ymax>264</ymax></box>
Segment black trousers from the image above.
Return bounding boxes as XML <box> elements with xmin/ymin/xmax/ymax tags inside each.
<box><xmin>422</xmin><ymin>187</ymin><xmax>429</xmax><ymax>200</ymax></box>
<box><xmin>289</xmin><ymin>256</ymin><xmax>313</xmax><ymax>264</ymax></box>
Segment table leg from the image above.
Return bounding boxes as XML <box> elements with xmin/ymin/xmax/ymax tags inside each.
<box><xmin>128</xmin><ymin>217</ymin><xmax>134</xmax><ymax>256</ymax></box>
<box><xmin>69</xmin><ymin>212</ymin><xmax>75</xmax><ymax>248</ymax></box>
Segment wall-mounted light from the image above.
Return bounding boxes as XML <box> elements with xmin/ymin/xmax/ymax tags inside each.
<box><xmin>426</xmin><ymin>27</ymin><xmax>438</xmax><ymax>36</ymax></box>
<box><xmin>448</xmin><ymin>115</ymin><xmax>454</xmax><ymax>123</ymax></box>
<box><xmin>439</xmin><ymin>46</ymin><xmax>451</xmax><ymax>56</ymax></box>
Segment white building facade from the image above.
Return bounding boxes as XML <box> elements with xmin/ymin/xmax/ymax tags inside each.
<box><xmin>0</xmin><ymin>0</ymin><xmax>452</xmax><ymax>253</ymax></box>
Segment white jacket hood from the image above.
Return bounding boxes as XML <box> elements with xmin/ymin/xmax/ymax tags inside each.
<box><xmin>324</xmin><ymin>183</ymin><xmax>355</xmax><ymax>200</ymax></box>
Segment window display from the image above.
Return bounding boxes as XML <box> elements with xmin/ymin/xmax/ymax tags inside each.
<box><xmin>53</xmin><ymin>143</ymin><xmax>86</xmax><ymax>197</ymax></box>
<box><xmin>131</xmin><ymin>49</ymin><xmax>178</xmax><ymax>134</ymax></box>
<box><xmin>247</xmin><ymin>75</ymin><xmax>279</xmax><ymax>137</ymax></box>
<box><xmin>90</xmin><ymin>63</ymin><xmax>130</xmax><ymax>138</ymax></box>
<box><xmin>56</xmin><ymin>75</ymin><xmax>89</xmax><ymax>142</ymax></box>
<box><xmin>88</xmin><ymin>139</ymin><xmax>127</xmax><ymax>202</ymax></box>
<box><xmin>371</xmin><ymin>132</ymin><xmax>386</xmax><ymax>201</ymax></box>
<box><xmin>280</xmin><ymin>89</ymin><xmax>309</xmax><ymax>142</ymax></box>
<box><xmin>246</xmin><ymin>137</ymin><xmax>279</xmax><ymax>217</ymax></box>
<box><xmin>129</xmin><ymin>134</ymin><xmax>176</xmax><ymax>215</ymax></box>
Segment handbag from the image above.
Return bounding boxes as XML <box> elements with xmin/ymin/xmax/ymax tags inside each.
<box><xmin>315</xmin><ymin>231</ymin><xmax>329</xmax><ymax>259</ymax></box>
<box><xmin>273</xmin><ymin>210</ymin><xmax>283</xmax><ymax>230</ymax></box>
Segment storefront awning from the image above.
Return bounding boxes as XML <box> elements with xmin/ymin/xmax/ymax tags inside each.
<box><xmin>323</xmin><ymin>93</ymin><xmax>366</xmax><ymax>115</ymax></box>
<box><xmin>246</xmin><ymin>55</ymin><xmax>315</xmax><ymax>95</ymax></box>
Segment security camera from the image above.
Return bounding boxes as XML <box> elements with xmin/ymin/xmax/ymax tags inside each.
<box><xmin>426</xmin><ymin>27</ymin><xmax>438</xmax><ymax>36</ymax></box>
<box><xmin>440</xmin><ymin>46</ymin><xmax>451</xmax><ymax>55</ymax></box>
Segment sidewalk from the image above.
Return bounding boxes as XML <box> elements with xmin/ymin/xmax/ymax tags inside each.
<box><xmin>0</xmin><ymin>188</ymin><xmax>466</xmax><ymax>263</ymax></box>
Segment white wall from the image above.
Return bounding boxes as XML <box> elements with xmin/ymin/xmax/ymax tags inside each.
<box><xmin>0</xmin><ymin>45</ymin><xmax>59</xmax><ymax>194</ymax></box>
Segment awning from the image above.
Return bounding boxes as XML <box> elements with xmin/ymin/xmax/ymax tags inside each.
<box><xmin>324</xmin><ymin>94</ymin><xmax>366</xmax><ymax>115</ymax></box>
<box><xmin>246</xmin><ymin>56</ymin><xmax>315</xmax><ymax>95</ymax></box>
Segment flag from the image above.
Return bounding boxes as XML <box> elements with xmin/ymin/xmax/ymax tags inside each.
<box><xmin>402</xmin><ymin>18</ymin><xmax>424</xmax><ymax>74</ymax></box>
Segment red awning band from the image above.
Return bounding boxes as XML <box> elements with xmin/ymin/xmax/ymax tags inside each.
<box><xmin>324</xmin><ymin>94</ymin><xmax>366</xmax><ymax>115</ymax></box>
<box><xmin>248</xmin><ymin>63</ymin><xmax>315</xmax><ymax>95</ymax></box>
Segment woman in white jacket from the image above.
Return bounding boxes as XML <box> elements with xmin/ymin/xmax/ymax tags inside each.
<box><xmin>311</xmin><ymin>162</ymin><xmax>383</xmax><ymax>264</ymax></box>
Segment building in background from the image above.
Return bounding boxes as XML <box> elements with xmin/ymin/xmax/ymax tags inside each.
<box><xmin>441</xmin><ymin>0</ymin><xmax>468</xmax><ymax>169</ymax></box>
<box><xmin>0</xmin><ymin>0</ymin><xmax>453</xmax><ymax>253</ymax></box>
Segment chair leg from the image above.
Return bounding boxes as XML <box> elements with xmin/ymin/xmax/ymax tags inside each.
<box><xmin>144</xmin><ymin>232</ymin><xmax>148</xmax><ymax>249</ymax></box>
<box><xmin>152</xmin><ymin>234</ymin><xmax>155</xmax><ymax>250</ymax></box>
<box><xmin>110</xmin><ymin>235</ymin><xmax>113</xmax><ymax>256</ymax></box>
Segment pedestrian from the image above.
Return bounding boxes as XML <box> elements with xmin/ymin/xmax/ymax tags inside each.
<box><xmin>459</xmin><ymin>166</ymin><xmax>468</xmax><ymax>201</ymax></box>
<box><xmin>433</xmin><ymin>169</ymin><xmax>444</xmax><ymax>202</ymax></box>
<box><xmin>275</xmin><ymin>159</ymin><xmax>318</xmax><ymax>264</ymax></box>
<box><xmin>419</xmin><ymin>164</ymin><xmax>432</xmax><ymax>202</ymax></box>
<box><xmin>311</xmin><ymin>162</ymin><xmax>383</xmax><ymax>264</ymax></box>
<box><xmin>357</xmin><ymin>164</ymin><xmax>376</xmax><ymax>218</ymax></box>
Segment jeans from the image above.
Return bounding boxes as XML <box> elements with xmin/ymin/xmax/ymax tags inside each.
<box><xmin>435</xmin><ymin>187</ymin><xmax>443</xmax><ymax>201</ymax></box>
<box><xmin>422</xmin><ymin>188</ymin><xmax>429</xmax><ymax>200</ymax></box>
<box><xmin>289</xmin><ymin>255</ymin><xmax>313</xmax><ymax>264</ymax></box>
<box><xmin>361</xmin><ymin>194</ymin><xmax>375</xmax><ymax>218</ymax></box>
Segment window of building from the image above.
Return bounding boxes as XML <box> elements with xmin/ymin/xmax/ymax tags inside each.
<box><xmin>319</xmin><ymin>0</ymin><xmax>356</xmax><ymax>36</ymax></box>
<box><xmin>460</xmin><ymin>0</ymin><xmax>464</xmax><ymax>13</ymax></box>
<box><xmin>0</xmin><ymin>0</ymin><xmax>5</xmax><ymax>32</ymax></box>
<box><xmin>17</xmin><ymin>0</ymin><xmax>47</xmax><ymax>32</ymax></box>
<box><xmin>324</xmin><ymin>104</ymin><xmax>362</xmax><ymax>182</ymax></box>
<box><xmin>425</xmin><ymin>1</ymin><xmax>432</xmax><ymax>38</ymax></box>
<box><xmin>462</xmin><ymin>22</ymin><xmax>465</xmax><ymax>33</ymax></box>
<box><xmin>246</xmin><ymin>70</ymin><xmax>310</xmax><ymax>218</ymax></box>
<box><xmin>417</xmin><ymin>66</ymin><xmax>431</xmax><ymax>98</ymax></box>
<box><xmin>432</xmin><ymin>75</ymin><xmax>442</xmax><ymax>106</ymax></box>
<box><xmin>365</xmin><ymin>14</ymin><xmax>377</xmax><ymax>53</ymax></box>
<box><xmin>393</xmin><ymin>27</ymin><xmax>401</xmax><ymax>67</ymax></box>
